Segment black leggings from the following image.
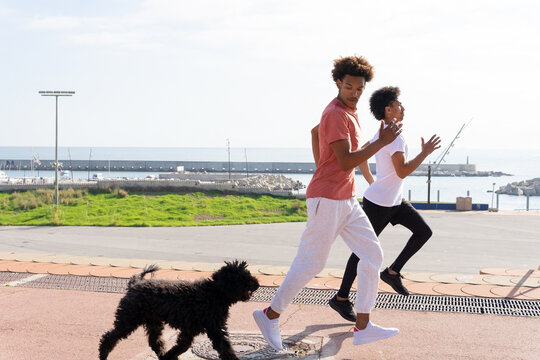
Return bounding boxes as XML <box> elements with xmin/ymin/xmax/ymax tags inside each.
<box><xmin>337</xmin><ymin>198</ymin><xmax>432</xmax><ymax>299</ymax></box>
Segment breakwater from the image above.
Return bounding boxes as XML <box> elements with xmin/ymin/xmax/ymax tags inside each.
<box><xmin>497</xmin><ymin>178</ymin><xmax>540</xmax><ymax>196</ymax></box>
<box><xmin>0</xmin><ymin>176</ymin><xmax>300</xmax><ymax>198</ymax></box>
<box><xmin>1</xmin><ymin>159</ymin><xmax>317</xmax><ymax>174</ymax></box>
<box><xmin>0</xmin><ymin>159</ymin><xmax>501</xmax><ymax>176</ymax></box>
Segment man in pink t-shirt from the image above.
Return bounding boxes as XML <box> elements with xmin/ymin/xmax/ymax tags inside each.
<box><xmin>253</xmin><ymin>56</ymin><xmax>402</xmax><ymax>349</ymax></box>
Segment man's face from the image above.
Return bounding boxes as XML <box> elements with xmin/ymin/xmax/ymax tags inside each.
<box><xmin>386</xmin><ymin>99</ymin><xmax>405</xmax><ymax>122</ymax></box>
<box><xmin>336</xmin><ymin>75</ymin><xmax>366</xmax><ymax>110</ymax></box>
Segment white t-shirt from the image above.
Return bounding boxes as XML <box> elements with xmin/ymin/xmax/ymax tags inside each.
<box><xmin>363</xmin><ymin>127</ymin><xmax>408</xmax><ymax>207</ymax></box>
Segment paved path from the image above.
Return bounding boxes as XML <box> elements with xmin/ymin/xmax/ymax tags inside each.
<box><xmin>1</xmin><ymin>286</ymin><xmax>538</xmax><ymax>360</ymax></box>
<box><xmin>3</xmin><ymin>259</ymin><xmax>539</xmax><ymax>299</ymax></box>
<box><xmin>1</xmin><ymin>210</ymin><xmax>539</xmax><ymax>273</ymax></box>
<box><xmin>1</xmin><ymin>210</ymin><xmax>539</xmax><ymax>359</ymax></box>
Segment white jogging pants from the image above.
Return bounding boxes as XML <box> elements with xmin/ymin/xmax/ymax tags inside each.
<box><xmin>270</xmin><ymin>197</ymin><xmax>383</xmax><ymax>314</ymax></box>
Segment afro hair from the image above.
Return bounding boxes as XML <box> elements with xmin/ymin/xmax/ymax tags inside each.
<box><xmin>369</xmin><ymin>86</ymin><xmax>401</xmax><ymax>120</ymax></box>
<box><xmin>332</xmin><ymin>56</ymin><xmax>374</xmax><ymax>83</ymax></box>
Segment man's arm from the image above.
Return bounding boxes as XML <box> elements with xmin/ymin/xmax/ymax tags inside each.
<box><xmin>391</xmin><ymin>135</ymin><xmax>441</xmax><ymax>179</ymax></box>
<box><xmin>311</xmin><ymin>125</ymin><xmax>320</xmax><ymax>166</ymax></box>
<box><xmin>330</xmin><ymin>119</ymin><xmax>402</xmax><ymax>172</ymax></box>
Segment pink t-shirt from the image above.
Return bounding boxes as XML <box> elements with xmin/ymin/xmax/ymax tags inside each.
<box><xmin>306</xmin><ymin>98</ymin><xmax>361</xmax><ymax>200</ymax></box>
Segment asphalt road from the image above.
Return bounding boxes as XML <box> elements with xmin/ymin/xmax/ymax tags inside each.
<box><xmin>0</xmin><ymin>210</ymin><xmax>538</xmax><ymax>273</ymax></box>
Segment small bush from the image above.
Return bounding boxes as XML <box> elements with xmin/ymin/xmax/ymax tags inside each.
<box><xmin>10</xmin><ymin>192</ymin><xmax>42</xmax><ymax>210</ymax></box>
<box><xmin>111</xmin><ymin>188</ymin><xmax>128</xmax><ymax>198</ymax></box>
<box><xmin>288</xmin><ymin>199</ymin><xmax>305</xmax><ymax>214</ymax></box>
<box><xmin>60</xmin><ymin>188</ymin><xmax>87</xmax><ymax>205</ymax></box>
<box><xmin>36</xmin><ymin>189</ymin><xmax>55</xmax><ymax>204</ymax></box>
<box><xmin>49</xmin><ymin>206</ymin><xmax>65</xmax><ymax>225</ymax></box>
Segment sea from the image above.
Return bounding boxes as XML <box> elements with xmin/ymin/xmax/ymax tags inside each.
<box><xmin>1</xmin><ymin>146</ymin><xmax>539</xmax><ymax>211</ymax></box>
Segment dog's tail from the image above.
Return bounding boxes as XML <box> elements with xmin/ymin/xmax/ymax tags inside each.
<box><xmin>128</xmin><ymin>264</ymin><xmax>160</xmax><ymax>288</ymax></box>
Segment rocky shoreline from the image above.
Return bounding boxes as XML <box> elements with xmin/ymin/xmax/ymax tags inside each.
<box><xmin>231</xmin><ymin>174</ymin><xmax>305</xmax><ymax>191</ymax></box>
<box><xmin>496</xmin><ymin>178</ymin><xmax>540</xmax><ymax>196</ymax></box>
<box><xmin>412</xmin><ymin>170</ymin><xmax>511</xmax><ymax>177</ymax></box>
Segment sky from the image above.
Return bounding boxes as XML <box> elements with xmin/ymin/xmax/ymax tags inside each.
<box><xmin>1</xmin><ymin>0</ymin><xmax>539</xmax><ymax>152</ymax></box>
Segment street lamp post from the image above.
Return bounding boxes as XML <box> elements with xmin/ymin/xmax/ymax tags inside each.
<box><xmin>427</xmin><ymin>165</ymin><xmax>432</xmax><ymax>209</ymax></box>
<box><xmin>491</xmin><ymin>182</ymin><xmax>496</xmax><ymax>209</ymax></box>
<box><xmin>39</xmin><ymin>91</ymin><xmax>75</xmax><ymax>206</ymax></box>
<box><xmin>226</xmin><ymin>138</ymin><xmax>231</xmax><ymax>180</ymax></box>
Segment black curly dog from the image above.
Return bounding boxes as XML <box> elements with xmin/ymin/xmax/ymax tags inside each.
<box><xmin>99</xmin><ymin>260</ymin><xmax>260</xmax><ymax>360</ymax></box>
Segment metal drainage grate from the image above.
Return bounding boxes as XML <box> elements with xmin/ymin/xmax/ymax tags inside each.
<box><xmin>251</xmin><ymin>286</ymin><xmax>540</xmax><ymax>318</ymax></box>
<box><xmin>374</xmin><ymin>293</ymin><xmax>540</xmax><ymax>317</ymax></box>
<box><xmin>3</xmin><ymin>272</ymin><xmax>539</xmax><ymax>318</ymax></box>
<box><xmin>18</xmin><ymin>274</ymin><xmax>129</xmax><ymax>293</ymax></box>
<box><xmin>0</xmin><ymin>271</ymin><xmax>32</xmax><ymax>285</ymax></box>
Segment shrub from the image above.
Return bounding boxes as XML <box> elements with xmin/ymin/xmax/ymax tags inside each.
<box><xmin>10</xmin><ymin>192</ymin><xmax>41</xmax><ymax>210</ymax></box>
<box><xmin>60</xmin><ymin>188</ymin><xmax>88</xmax><ymax>205</ymax></box>
<box><xmin>287</xmin><ymin>199</ymin><xmax>307</xmax><ymax>216</ymax></box>
<box><xmin>112</xmin><ymin>188</ymin><xmax>128</xmax><ymax>198</ymax></box>
<box><xmin>36</xmin><ymin>189</ymin><xmax>55</xmax><ymax>204</ymax></box>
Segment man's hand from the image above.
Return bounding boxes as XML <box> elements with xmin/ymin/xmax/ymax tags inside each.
<box><xmin>421</xmin><ymin>135</ymin><xmax>442</xmax><ymax>156</ymax></box>
<box><xmin>378</xmin><ymin>118</ymin><xmax>402</xmax><ymax>145</ymax></box>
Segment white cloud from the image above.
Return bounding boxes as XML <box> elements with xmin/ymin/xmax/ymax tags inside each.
<box><xmin>23</xmin><ymin>0</ymin><xmax>540</xmax><ymax>55</ymax></box>
<box><xmin>29</xmin><ymin>16</ymin><xmax>85</xmax><ymax>30</ymax></box>
<box><xmin>69</xmin><ymin>31</ymin><xmax>166</xmax><ymax>50</ymax></box>
<box><xmin>0</xmin><ymin>7</ymin><xmax>11</xmax><ymax>16</ymax></box>
<box><xmin>6</xmin><ymin>0</ymin><xmax>540</xmax><ymax>149</ymax></box>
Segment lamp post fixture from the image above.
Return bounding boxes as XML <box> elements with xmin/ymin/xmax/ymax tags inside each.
<box><xmin>226</xmin><ymin>138</ymin><xmax>231</xmax><ymax>180</ymax></box>
<box><xmin>39</xmin><ymin>91</ymin><xmax>75</xmax><ymax>206</ymax></box>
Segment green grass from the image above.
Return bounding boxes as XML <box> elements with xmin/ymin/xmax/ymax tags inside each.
<box><xmin>0</xmin><ymin>189</ymin><xmax>307</xmax><ymax>227</ymax></box>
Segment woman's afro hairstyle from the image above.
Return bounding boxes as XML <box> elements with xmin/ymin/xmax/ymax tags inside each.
<box><xmin>369</xmin><ymin>86</ymin><xmax>401</xmax><ymax>120</ymax></box>
<box><xmin>331</xmin><ymin>56</ymin><xmax>374</xmax><ymax>83</ymax></box>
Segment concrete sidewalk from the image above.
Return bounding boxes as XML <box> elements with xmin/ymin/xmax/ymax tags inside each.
<box><xmin>1</xmin><ymin>258</ymin><xmax>540</xmax><ymax>300</ymax></box>
<box><xmin>0</xmin><ymin>210</ymin><xmax>539</xmax><ymax>359</ymax></box>
<box><xmin>0</xmin><ymin>256</ymin><xmax>539</xmax><ymax>359</ymax></box>
<box><xmin>1</xmin><ymin>210</ymin><xmax>539</xmax><ymax>273</ymax></box>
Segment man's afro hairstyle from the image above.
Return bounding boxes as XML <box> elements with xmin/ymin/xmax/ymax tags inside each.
<box><xmin>332</xmin><ymin>56</ymin><xmax>374</xmax><ymax>83</ymax></box>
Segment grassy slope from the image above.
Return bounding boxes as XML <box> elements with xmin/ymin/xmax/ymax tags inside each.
<box><xmin>0</xmin><ymin>189</ymin><xmax>307</xmax><ymax>227</ymax></box>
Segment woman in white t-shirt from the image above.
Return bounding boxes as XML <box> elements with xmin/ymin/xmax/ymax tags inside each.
<box><xmin>314</xmin><ymin>86</ymin><xmax>441</xmax><ymax>322</ymax></box>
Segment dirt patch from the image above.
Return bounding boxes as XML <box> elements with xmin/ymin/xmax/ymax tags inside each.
<box><xmin>194</xmin><ymin>214</ymin><xmax>225</xmax><ymax>221</ymax></box>
<box><xmin>258</xmin><ymin>209</ymin><xmax>282</xmax><ymax>214</ymax></box>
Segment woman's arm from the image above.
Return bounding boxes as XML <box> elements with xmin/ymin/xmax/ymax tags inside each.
<box><xmin>358</xmin><ymin>161</ymin><xmax>374</xmax><ymax>184</ymax></box>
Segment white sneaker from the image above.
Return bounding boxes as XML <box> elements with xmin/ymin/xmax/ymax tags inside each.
<box><xmin>253</xmin><ymin>308</ymin><xmax>283</xmax><ymax>350</ymax></box>
<box><xmin>353</xmin><ymin>321</ymin><xmax>399</xmax><ymax>345</ymax></box>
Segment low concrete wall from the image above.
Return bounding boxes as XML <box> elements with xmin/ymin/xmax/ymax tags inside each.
<box><xmin>99</xmin><ymin>179</ymin><xmax>294</xmax><ymax>197</ymax></box>
<box><xmin>159</xmin><ymin>173</ymin><xmax>252</xmax><ymax>181</ymax></box>
<box><xmin>0</xmin><ymin>182</ymin><xmax>97</xmax><ymax>192</ymax></box>
<box><xmin>0</xmin><ymin>179</ymin><xmax>294</xmax><ymax>197</ymax></box>
<box><xmin>0</xmin><ymin>181</ymin><xmax>489</xmax><ymax>206</ymax></box>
